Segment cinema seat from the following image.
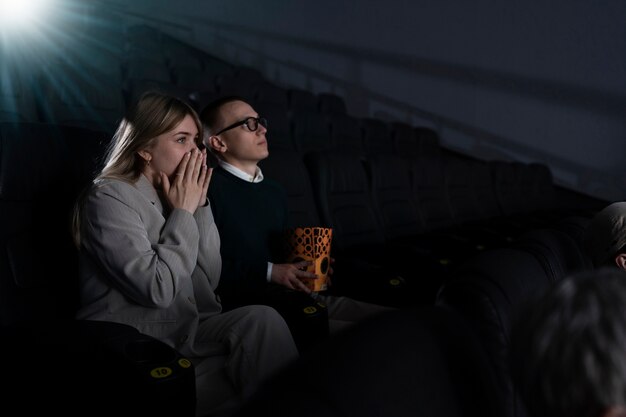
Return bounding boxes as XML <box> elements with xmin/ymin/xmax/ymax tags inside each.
<box><xmin>361</xmin><ymin>117</ymin><xmax>393</xmax><ymax>156</ymax></box>
<box><xmin>290</xmin><ymin>107</ymin><xmax>334</xmax><ymax>154</ymax></box>
<box><xmin>317</xmin><ymin>92</ymin><xmax>348</xmax><ymax>115</ymax></box>
<box><xmin>287</xmin><ymin>88</ymin><xmax>318</xmax><ymax>113</ymax></box>
<box><xmin>512</xmin><ymin>228</ymin><xmax>592</xmax><ymax>281</ymax></box>
<box><xmin>437</xmin><ymin>247</ymin><xmax>556</xmax><ymax>417</ymax></box>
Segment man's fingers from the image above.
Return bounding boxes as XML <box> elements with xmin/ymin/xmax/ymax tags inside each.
<box><xmin>294</xmin><ymin>279</ymin><xmax>311</xmax><ymax>293</ymax></box>
<box><xmin>295</xmin><ymin>260</ymin><xmax>313</xmax><ymax>269</ymax></box>
<box><xmin>294</xmin><ymin>265</ymin><xmax>316</xmax><ymax>278</ymax></box>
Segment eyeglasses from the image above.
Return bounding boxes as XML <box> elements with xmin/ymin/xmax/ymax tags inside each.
<box><xmin>214</xmin><ymin>116</ymin><xmax>268</xmax><ymax>136</ymax></box>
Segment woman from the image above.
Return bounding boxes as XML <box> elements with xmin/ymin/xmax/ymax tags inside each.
<box><xmin>73</xmin><ymin>92</ymin><xmax>298</xmax><ymax>416</ymax></box>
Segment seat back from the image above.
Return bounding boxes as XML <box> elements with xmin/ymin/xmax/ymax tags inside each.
<box><xmin>258</xmin><ymin>149</ymin><xmax>321</xmax><ymax>228</ymax></box>
<box><xmin>411</xmin><ymin>155</ymin><xmax>455</xmax><ymax>232</ymax></box>
<box><xmin>290</xmin><ymin>109</ymin><xmax>333</xmax><ymax>154</ymax></box>
<box><xmin>199</xmin><ymin>55</ymin><xmax>235</xmax><ymax>81</ymax></box>
<box><xmin>215</xmin><ymin>66</ymin><xmax>264</xmax><ymax>100</ymax></box>
<box><xmin>364</xmin><ymin>153</ymin><xmax>423</xmax><ymax>240</ymax></box>
<box><xmin>437</xmin><ymin>247</ymin><xmax>554</xmax><ymax>417</ymax></box>
<box><xmin>391</xmin><ymin>121</ymin><xmax>420</xmax><ymax>158</ymax></box>
<box><xmin>317</xmin><ymin>92</ymin><xmax>347</xmax><ymax>115</ymax></box>
<box><xmin>526</xmin><ymin>162</ymin><xmax>557</xmax><ymax>213</ymax></box>
<box><xmin>512</xmin><ymin>228</ymin><xmax>592</xmax><ymax>281</ymax></box>
<box><xmin>416</xmin><ymin>126</ymin><xmax>442</xmax><ymax>158</ymax></box>
<box><xmin>490</xmin><ymin>161</ymin><xmax>526</xmax><ymax>217</ymax></box>
<box><xmin>361</xmin><ymin>117</ymin><xmax>392</xmax><ymax>156</ymax></box>
<box><xmin>469</xmin><ymin>160</ymin><xmax>505</xmax><ymax>220</ymax></box>
<box><xmin>0</xmin><ymin>123</ymin><xmax>107</xmax><ymax>325</ymax></box>
<box><xmin>253</xmin><ymin>81</ymin><xmax>289</xmax><ymax>113</ymax></box>
<box><xmin>287</xmin><ymin>88</ymin><xmax>318</xmax><ymax>113</ymax></box>
<box><xmin>257</xmin><ymin>101</ymin><xmax>295</xmax><ymax>152</ymax></box>
<box><xmin>446</xmin><ymin>157</ymin><xmax>485</xmax><ymax>225</ymax></box>
<box><xmin>304</xmin><ymin>150</ymin><xmax>386</xmax><ymax>253</ymax></box>
<box><xmin>327</xmin><ymin>113</ymin><xmax>364</xmax><ymax>153</ymax></box>
<box><xmin>551</xmin><ymin>215</ymin><xmax>591</xmax><ymax>252</ymax></box>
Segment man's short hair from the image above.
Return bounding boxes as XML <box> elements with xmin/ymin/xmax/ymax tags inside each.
<box><xmin>510</xmin><ymin>268</ymin><xmax>626</xmax><ymax>417</ymax></box>
<box><xmin>583</xmin><ymin>202</ymin><xmax>626</xmax><ymax>267</ymax></box>
<box><xmin>199</xmin><ymin>95</ymin><xmax>250</xmax><ymax>134</ymax></box>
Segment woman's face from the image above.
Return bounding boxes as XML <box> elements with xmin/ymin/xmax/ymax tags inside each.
<box><xmin>142</xmin><ymin>114</ymin><xmax>200</xmax><ymax>181</ymax></box>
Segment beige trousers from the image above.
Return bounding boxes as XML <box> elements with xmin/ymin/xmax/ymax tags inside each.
<box><xmin>191</xmin><ymin>305</ymin><xmax>298</xmax><ymax>416</ymax></box>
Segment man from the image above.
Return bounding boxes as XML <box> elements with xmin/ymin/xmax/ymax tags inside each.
<box><xmin>200</xmin><ymin>96</ymin><xmax>394</xmax><ymax>338</ymax></box>
<box><xmin>583</xmin><ymin>201</ymin><xmax>626</xmax><ymax>270</ymax></box>
<box><xmin>510</xmin><ymin>268</ymin><xmax>626</xmax><ymax>417</ymax></box>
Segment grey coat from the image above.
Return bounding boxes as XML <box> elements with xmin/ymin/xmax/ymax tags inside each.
<box><xmin>76</xmin><ymin>174</ymin><xmax>223</xmax><ymax>357</ymax></box>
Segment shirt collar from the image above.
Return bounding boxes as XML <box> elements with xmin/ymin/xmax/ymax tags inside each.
<box><xmin>218</xmin><ymin>159</ymin><xmax>264</xmax><ymax>183</ymax></box>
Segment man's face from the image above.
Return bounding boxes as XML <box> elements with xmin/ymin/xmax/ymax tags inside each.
<box><xmin>213</xmin><ymin>100</ymin><xmax>269</xmax><ymax>167</ymax></box>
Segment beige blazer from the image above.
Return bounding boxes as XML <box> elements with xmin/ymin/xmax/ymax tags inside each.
<box><xmin>76</xmin><ymin>175</ymin><xmax>224</xmax><ymax>357</ymax></box>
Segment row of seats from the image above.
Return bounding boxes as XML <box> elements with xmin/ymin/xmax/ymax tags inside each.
<box><xmin>260</xmin><ymin>139</ymin><xmax>591</xmax><ymax>306</ymax></box>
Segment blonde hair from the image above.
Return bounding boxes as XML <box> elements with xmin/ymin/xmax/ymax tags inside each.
<box><xmin>99</xmin><ymin>91</ymin><xmax>202</xmax><ymax>182</ymax></box>
<box><xmin>73</xmin><ymin>92</ymin><xmax>202</xmax><ymax>246</ymax></box>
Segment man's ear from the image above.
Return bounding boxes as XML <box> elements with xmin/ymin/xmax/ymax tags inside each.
<box><xmin>614</xmin><ymin>253</ymin><xmax>626</xmax><ymax>271</ymax></box>
<box><xmin>208</xmin><ymin>135</ymin><xmax>226</xmax><ymax>153</ymax></box>
<box><xmin>602</xmin><ymin>406</ymin><xmax>626</xmax><ymax>417</ymax></box>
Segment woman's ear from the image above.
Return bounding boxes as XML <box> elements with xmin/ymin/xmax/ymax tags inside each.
<box><xmin>137</xmin><ymin>150</ymin><xmax>152</xmax><ymax>164</ymax></box>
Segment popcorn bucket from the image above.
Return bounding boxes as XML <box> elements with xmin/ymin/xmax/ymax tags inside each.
<box><xmin>285</xmin><ymin>227</ymin><xmax>333</xmax><ymax>292</ymax></box>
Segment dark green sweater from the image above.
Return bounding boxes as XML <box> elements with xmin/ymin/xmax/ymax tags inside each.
<box><xmin>208</xmin><ymin>167</ymin><xmax>289</xmax><ymax>309</ymax></box>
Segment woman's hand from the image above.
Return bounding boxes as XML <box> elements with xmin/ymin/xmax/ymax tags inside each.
<box><xmin>161</xmin><ymin>148</ymin><xmax>209</xmax><ymax>213</ymax></box>
<box><xmin>197</xmin><ymin>150</ymin><xmax>212</xmax><ymax>208</ymax></box>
